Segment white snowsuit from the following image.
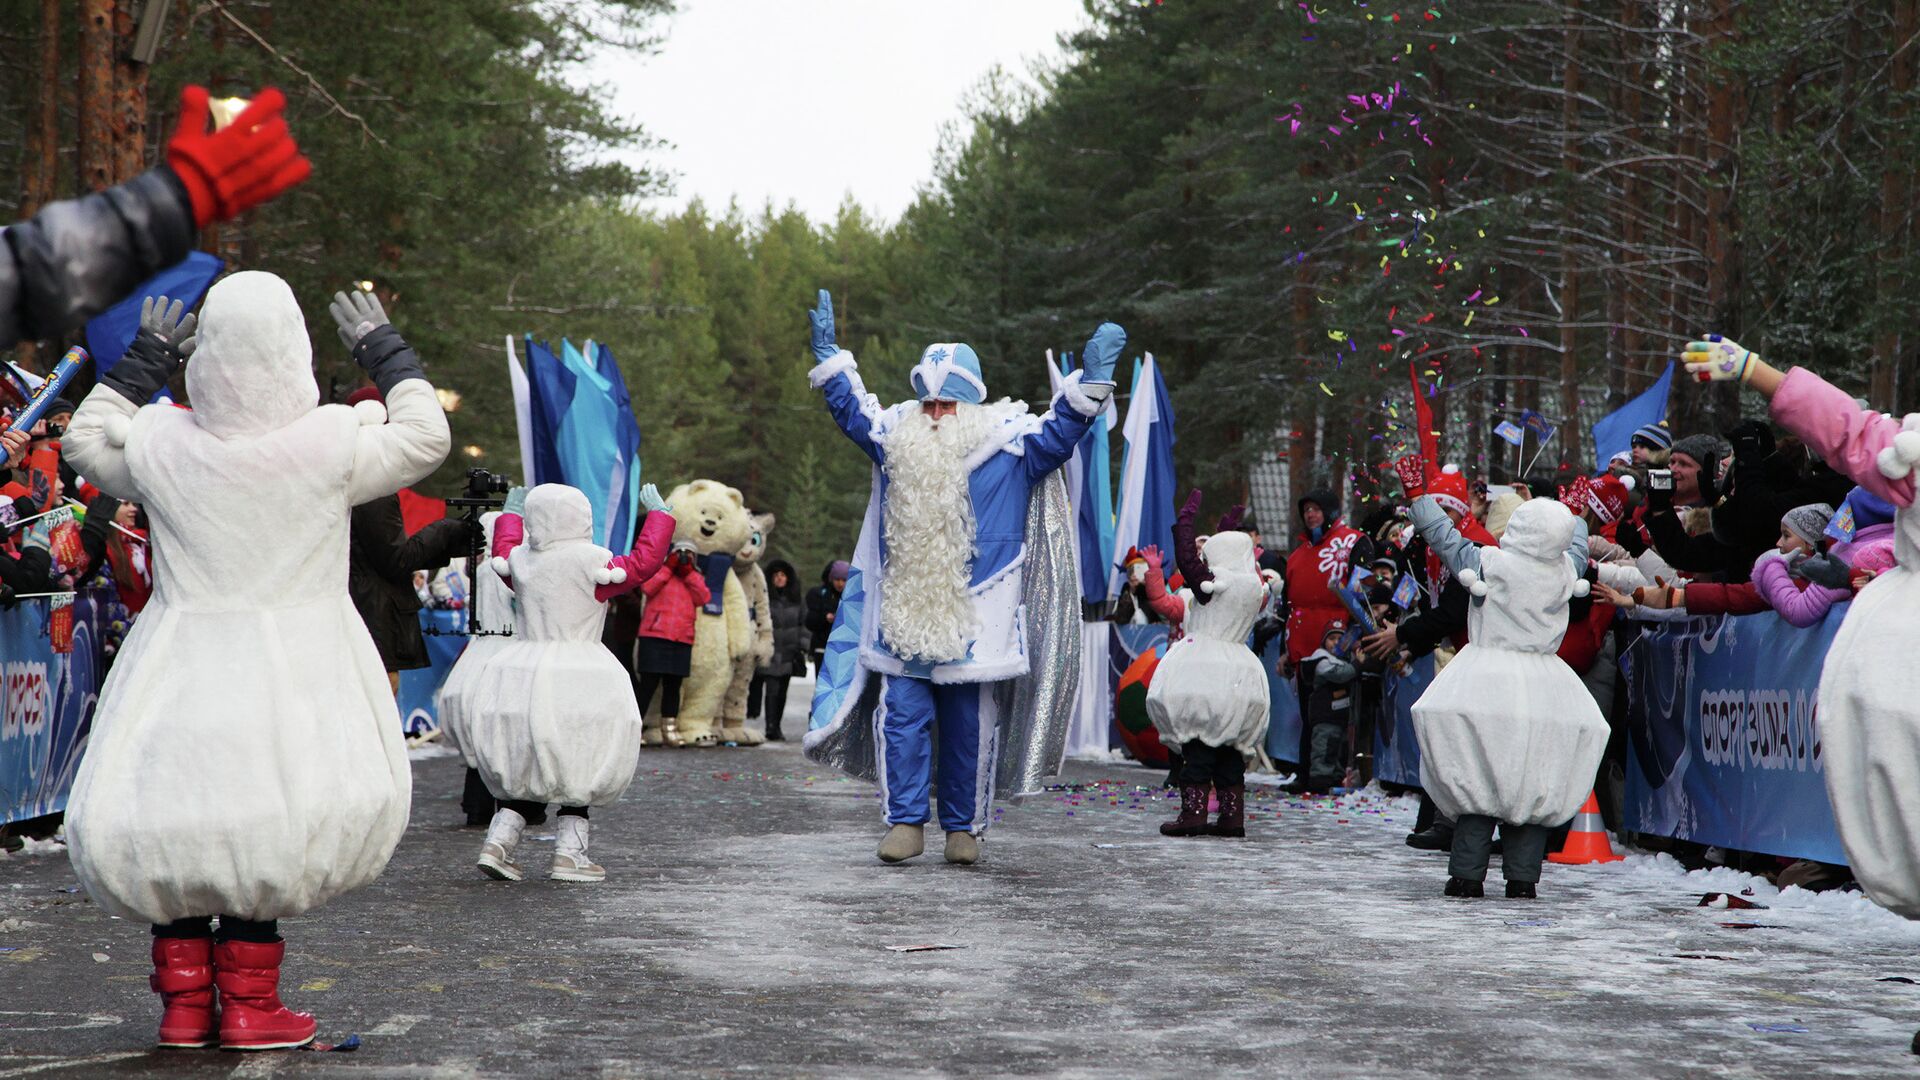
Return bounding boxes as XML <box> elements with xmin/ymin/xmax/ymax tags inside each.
<box><xmin>437</xmin><ymin>511</ymin><xmax>517</xmax><ymax>768</ymax></box>
<box><xmin>61</xmin><ymin>271</ymin><xmax>449</xmax><ymax>924</ymax></box>
<box><xmin>1410</xmin><ymin>496</ymin><xmax>1608</xmax><ymax>826</ymax></box>
<box><xmin>1146</xmin><ymin>531</ymin><xmax>1270</xmax><ymax>756</ymax></box>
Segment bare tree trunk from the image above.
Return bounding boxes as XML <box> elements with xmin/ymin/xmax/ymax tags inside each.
<box><xmin>1558</xmin><ymin>0</ymin><xmax>1584</xmax><ymax>465</ymax></box>
<box><xmin>1874</xmin><ymin>0</ymin><xmax>1918</xmax><ymax>408</ymax></box>
<box><xmin>22</xmin><ymin>0</ymin><xmax>62</xmax><ymax>219</ymax></box>
<box><xmin>77</xmin><ymin>0</ymin><xmax>115</xmax><ymax>194</ymax></box>
<box><xmin>112</xmin><ymin>0</ymin><xmax>147</xmax><ymax>185</ymax></box>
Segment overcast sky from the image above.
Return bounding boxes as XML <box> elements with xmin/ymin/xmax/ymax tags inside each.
<box><xmin>583</xmin><ymin>0</ymin><xmax>1089</xmax><ymax>224</ymax></box>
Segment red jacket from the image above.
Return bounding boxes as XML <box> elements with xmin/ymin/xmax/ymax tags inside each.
<box><xmin>639</xmin><ymin>557</ymin><xmax>710</xmax><ymax>645</ymax></box>
<box><xmin>1285</xmin><ymin>523</ymin><xmax>1364</xmax><ymax>662</ymax></box>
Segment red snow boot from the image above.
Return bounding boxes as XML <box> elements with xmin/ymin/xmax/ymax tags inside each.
<box><xmin>150</xmin><ymin>936</ymin><xmax>219</xmax><ymax>1048</ymax></box>
<box><xmin>212</xmin><ymin>940</ymin><xmax>316</xmax><ymax>1051</ymax></box>
<box><xmin>1208</xmin><ymin>784</ymin><xmax>1246</xmax><ymax>838</ymax></box>
<box><xmin>1160</xmin><ymin>784</ymin><xmax>1211</xmax><ymax>837</ymax></box>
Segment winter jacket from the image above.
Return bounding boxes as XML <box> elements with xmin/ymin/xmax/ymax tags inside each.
<box><xmin>639</xmin><ymin>557</ymin><xmax>710</xmax><ymax>645</ymax></box>
<box><xmin>0</xmin><ymin>168</ymin><xmax>197</xmax><ymax>349</ymax></box>
<box><xmin>1771</xmin><ymin>367</ymin><xmax>1916</xmax><ymax>509</ymax></box>
<box><xmin>1284</xmin><ymin>489</ymin><xmax>1369</xmax><ymax>663</ymax></box>
<box><xmin>1676</xmin><ymin>580</ymin><xmax>1770</xmax><ymax>617</ymax></box>
<box><xmin>1646</xmin><ymin>424</ymin><xmax>1854</xmax><ymax>583</ymax></box>
<box><xmin>1751</xmin><ymin>551</ymin><xmax>1851</xmax><ymax>627</ymax></box>
<box><xmin>760</xmin><ymin>560</ymin><xmax>811</xmax><ymax>677</ymax></box>
<box><xmin>348</xmin><ymin>492</ymin><xmax>470</xmax><ymax>671</ymax></box>
<box><xmin>804</xmin><ymin>582</ymin><xmax>842</xmax><ymax>653</ymax></box>
<box><xmin>1837</xmin><ymin>522</ymin><xmax>1897</xmax><ymax>576</ymax></box>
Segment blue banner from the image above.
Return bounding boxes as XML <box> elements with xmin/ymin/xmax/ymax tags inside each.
<box><xmin>1374</xmin><ymin>653</ymin><xmax>1432</xmax><ymax>787</ymax></box>
<box><xmin>1622</xmin><ymin>610</ymin><xmax>1846</xmax><ymax>864</ymax></box>
<box><xmin>0</xmin><ymin>591</ymin><xmax>110</xmax><ymax>825</ymax></box>
<box><xmin>396</xmin><ymin>608</ymin><xmax>468</xmax><ymax>741</ymax></box>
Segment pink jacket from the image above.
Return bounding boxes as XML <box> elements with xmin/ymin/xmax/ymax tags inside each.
<box><xmin>1771</xmin><ymin>367</ymin><xmax>1917</xmax><ymax>508</ymax></box>
<box><xmin>490</xmin><ymin>509</ymin><xmax>676</xmax><ymax>603</ymax></box>
<box><xmin>1835</xmin><ymin>522</ymin><xmax>1897</xmax><ymax>576</ymax></box>
<box><xmin>1750</xmin><ymin>552</ymin><xmax>1850</xmax><ymax>628</ymax></box>
<box><xmin>638</xmin><ymin>558</ymin><xmax>709</xmax><ymax>645</ymax></box>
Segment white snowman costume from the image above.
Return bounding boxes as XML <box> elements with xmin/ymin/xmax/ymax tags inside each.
<box><xmin>463</xmin><ymin>485</ymin><xmax>644</xmax><ymax>809</ymax></box>
<box><xmin>1409</xmin><ymin>495</ymin><xmax>1607</xmax><ymax>826</ymax></box>
<box><xmin>61</xmin><ymin>271</ymin><xmax>449</xmax><ymax>925</ymax></box>
<box><xmin>1146</xmin><ymin>531</ymin><xmax>1270</xmax><ymax>756</ymax></box>
<box><xmin>436</xmin><ymin>511</ymin><xmax>517</xmax><ymax>767</ymax></box>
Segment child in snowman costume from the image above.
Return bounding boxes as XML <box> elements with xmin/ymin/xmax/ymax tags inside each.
<box><xmin>52</xmin><ymin>277</ymin><xmax>449</xmax><ymax>1050</ymax></box>
<box><xmin>1402</xmin><ymin>461</ymin><xmax>1607</xmax><ymax>900</ymax></box>
<box><xmin>463</xmin><ymin>481</ymin><xmax>675</xmax><ymax>883</ymax></box>
<box><xmin>801</xmin><ymin>290</ymin><xmax>1114</xmax><ymax>865</ymax></box>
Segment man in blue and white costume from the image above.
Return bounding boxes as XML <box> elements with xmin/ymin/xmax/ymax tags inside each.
<box><xmin>801</xmin><ymin>289</ymin><xmax>1120</xmax><ymax>865</ymax></box>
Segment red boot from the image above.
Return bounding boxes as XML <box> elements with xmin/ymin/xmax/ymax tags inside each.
<box><xmin>150</xmin><ymin>936</ymin><xmax>219</xmax><ymax>1048</ymax></box>
<box><xmin>1159</xmin><ymin>783</ymin><xmax>1211</xmax><ymax>837</ymax></box>
<box><xmin>212</xmin><ymin>940</ymin><xmax>316</xmax><ymax>1051</ymax></box>
<box><xmin>1209</xmin><ymin>784</ymin><xmax>1246</xmax><ymax>838</ymax></box>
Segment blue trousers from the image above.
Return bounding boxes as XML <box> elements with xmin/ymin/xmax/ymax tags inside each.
<box><xmin>877</xmin><ymin>675</ymin><xmax>992</xmax><ymax>834</ymax></box>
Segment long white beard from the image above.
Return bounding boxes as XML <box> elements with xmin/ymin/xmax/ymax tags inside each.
<box><xmin>879</xmin><ymin>404</ymin><xmax>993</xmax><ymax>663</ymax></box>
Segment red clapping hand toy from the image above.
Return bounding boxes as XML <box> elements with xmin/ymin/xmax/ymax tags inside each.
<box><xmin>166</xmin><ymin>86</ymin><xmax>312</xmax><ymax>227</ymax></box>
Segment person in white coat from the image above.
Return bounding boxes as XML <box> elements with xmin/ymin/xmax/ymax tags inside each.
<box><xmin>1405</xmin><ymin>486</ymin><xmax>1606</xmax><ymax>900</ymax></box>
<box><xmin>436</xmin><ymin>509</ymin><xmax>517</xmax><ymax>827</ymax></box>
<box><xmin>1146</xmin><ymin>492</ymin><xmax>1271</xmax><ymax>838</ymax></box>
<box><xmin>59</xmin><ymin>276</ymin><xmax>449</xmax><ymax>1051</ymax></box>
<box><xmin>464</xmin><ymin>481</ymin><xmax>675</xmax><ymax>883</ymax></box>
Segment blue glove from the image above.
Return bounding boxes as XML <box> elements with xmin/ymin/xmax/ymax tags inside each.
<box><xmin>503</xmin><ymin>486</ymin><xmax>528</xmax><ymax>516</ymax></box>
<box><xmin>1080</xmin><ymin>322</ymin><xmax>1125</xmax><ymax>384</ymax></box>
<box><xmin>639</xmin><ymin>483</ymin><xmax>670</xmax><ymax>515</ymax></box>
<box><xmin>807</xmin><ymin>289</ymin><xmax>837</xmax><ymax>363</ymax></box>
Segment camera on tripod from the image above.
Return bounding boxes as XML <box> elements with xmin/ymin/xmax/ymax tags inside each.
<box><xmin>451</xmin><ymin>467</ymin><xmax>511</xmax><ymax>507</ymax></box>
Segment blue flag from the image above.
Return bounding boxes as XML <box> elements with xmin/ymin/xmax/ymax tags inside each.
<box><xmin>1520</xmin><ymin>409</ymin><xmax>1556</xmax><ymax>442</ymax></box>
<box><xmin>521</xmin><ymin>337</ymin><xmax>573</xmax><ymax>488</ymax></box>
<box><xmin>1493</xmin><ymin>420</ymin><xmax>1525</xmax><ymax>447</ymax></box>
<box><xmin>586</xmin><ymin>340</ymin><xmax>644</xmax><ymax>553</ymax></box>
<box><xmin>1590</xmin><ymin>361</ymin><xmax>1674</xmax><ymax>473</ymax></box>
<box><xmin>1391</xmin><ymin>573</ymin><xmax>1420</xmax><ymax>610</ymax></box>
<box><xmin>86</xmin><ymin>252</ymin><xmax>224</xmax><ymax>382</ymax></box>
<box><xmin>1108</xmin><ymin>354</ymin><xmax>1177</xmax><ymax>600</ymax></box>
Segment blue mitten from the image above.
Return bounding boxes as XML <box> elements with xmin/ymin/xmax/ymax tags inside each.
<box><xmin>807</xmin><ymin>289</ymin><xmax>838</xmax><ymax>363</ymax></box>
<box><xmin>503</xmin><ymin>486</ymin><xmax>529</xmax><ymax>516</ymax></box>
<box><xmin>1080</xmin><ymin>322</ymin><xmax>1125</xmax><ymax>384</ymax></box>
<box><xmin>640</xmin><ymin>483</ymin><xmax>670</xmax><ymax>515</ymax></box>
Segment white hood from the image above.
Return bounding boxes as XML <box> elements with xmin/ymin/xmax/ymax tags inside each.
<box><xmin>1498</xmin><ymin>498</ymin><xmax>1576</xmax><ymax>563</ymax></box>
<box><xmin>185</xmin><ymin>271</ymin><xmax>319</xmax><ymax>440</ymax></box>
<box><xmin>525</xmin><ymin>484</ymin><xmax>592</xmax><ymax>550</ymax></box>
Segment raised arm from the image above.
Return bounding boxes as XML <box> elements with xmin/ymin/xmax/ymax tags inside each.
<box><xmin>1139</xmin><ymin>545</ymin><xmax>1186</xmax><ymax>622</ymax></box>
<box><xmin>804</xmin><ymin>289</ymin><xmax>885</xmax><ymax>465</ymax></box>
<box><xmin>64</xmin><ymin>294</ymin><xmax>199</xmax><ymax>500</ymax></box>
<box><xmin>336</xmin><ymin>291</ymin><xmax>452</xmax><ymax>505</ymax></box>
<box><xmin>597</xmin><ymin>488</ymin><xmax>676</xmax><ymax>602</ymax></box>
<box><xmin>1021</xmin><ymin>323</ymin><xmax>1120</xmax><ymax>481</ymax></box>
<box><xmin>1409</xmin><ymin>495</ymin><xmax>1482</xmax><ymax>578</ymax></box>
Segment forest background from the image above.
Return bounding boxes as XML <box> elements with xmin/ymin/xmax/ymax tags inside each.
<box><xmin>3</xmin><ymin>0</ymin><xmax>1917</xmax><ymax>576</ymax></box>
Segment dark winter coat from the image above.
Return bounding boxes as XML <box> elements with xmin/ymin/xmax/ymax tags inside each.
<box><xmin>1646</xmin><ymin>423</ymin><xmax>1853</xmax><ymax>583</ymax></box>
<box><xmin>1</xmin><ymin>169</ymin><xmax>196</xmax><ymax>349</ymax></box>
<box><xmin>804</xmin><ymin>581</ymin><xmax>843</xmax><ymax>656</ymax></box>
<box><xmin>759</xmin><ymin>560</ymin><xmax>810</xmax><ymax>677</ymax></box>
<box><xmin>348</xmin><ymin>493</ymin><xmax>471</xmax><ymax>672</ymax></box>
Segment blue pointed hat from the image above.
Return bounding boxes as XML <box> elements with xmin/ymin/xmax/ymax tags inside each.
<box><xmin>909</xmin><ymin>342</ymin><xmax>986</xmax><ymax>404</ymax></box>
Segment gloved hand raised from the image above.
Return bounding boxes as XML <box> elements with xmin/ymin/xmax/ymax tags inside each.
<box><xmin>807</xmin><ymin>289</ymin><xmax>838</xmax><ymax>363</ymax></box>
<box><xmin>503</xmin><ymin>486</ymin><xmax>529</xmax><ymax>516</ymax></box>
<box><xmin>165</xmin><ymin>86</ymin><xmax>312</xmax><ymax>228</ymax></box>
<box><xmin>1391</xmin><ymin>454</ymin><xmax>1428</xmax><ymax>499</ymax></box>
<box><xmin>1683</xmin><ymin>335</ymin><xmax>1758</xmax><ymax>383</ymax></box>
<box><xmin>330</xmin><ymin>289</ymin><xmax>390</xmax><ymax>353</ymax></box>
<box><xmin>1080</xmin><ymin>322</ymin><xmax>1126</xmax><ymax>384</ymax></box>
<box><xmin>640</xmin><ymin>483</ymin><xmax>670</xmax><ymax>515</ymax></box>
<box><xmin>100</xmin><ymin>294</ymin><xmax>198</xmax><ymax>405</ymax></box>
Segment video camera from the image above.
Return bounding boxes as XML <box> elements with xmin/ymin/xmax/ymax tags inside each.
<box><xmin>433</xmin><ymin>468</ymin><xmax>515</xmax><ymax>640</ymax></box>
<box><xmin>448</xmin><ymin>467</ymin><xmax>511</xmax><ymax>508</ymax></box>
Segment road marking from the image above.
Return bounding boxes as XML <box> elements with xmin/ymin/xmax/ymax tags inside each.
<box><xmin>0</xmin><ymin>1053</ymin><xmax>147</xmax><ymax>1077</ymax></box>
<box><xmin>367</xmin><ymin>1012</ymin><xmax>428</xmax><ymax>1036</ymax></box>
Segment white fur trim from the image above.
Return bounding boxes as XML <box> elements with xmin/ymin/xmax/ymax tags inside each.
<box><xmin>1895</xmin><ymin>429</ymin><xmax>1920</xmax><ymax>464</ymax></box>
<box><xmin>352</xmin><ymin>399</ymin><xmax>388</xmax><ymax>427</ymax></box>
<box><xmin>609</xmin><ymin>566</ymin><xmax>627</xmax><ymax>584</ymax></box>
<box><xmin>102</xmin><ymin>413</ymin><xmax>132</xmax><ymax>448</ymax></box>
<box><xmin>1618</xmin><ymin>474</ymin><xmax>1637</xmax><ymax>492</ymax></box>
<box><xmin>1441</xmin><ymin>463</ymin><xmax>1462</xmax><ymax>475</ymax></box>
<box><xmin>1879</xmin><ymin>446</ymin><xmax>1913</xmax><ymax>481</ymax></box>
<box><xmin>1457</xmin><ymin>567</ymin><xmax>1489</xmax><ymax>597</ymax></box>
<box><xmin>490</xmin><ymin>556</ymin><xmax>511</xmax><ymax>577</ymax></box>
<box><xmin>1199</xmin><ymin>579</ymin><xmax>1218</xmax><ymax>594</ymax></box>
<box><xmin>1571</xmin><ymin>578</ymin><xmax>1591</xmax><ymax>598</ymax></box>
<box><xmin>911</xmin><ymin>345</ymin><xmax>988</xmax><ymax>402</ymax></box>
<box><xmin>807</xmin><ymin>350</ymin><xmax>859</xmax><ymax>389</ymax></box>
<box><xmin>1056</xmin><ymin>369</ymin><xmax>1105</xmax><ymax>418</ymax></box>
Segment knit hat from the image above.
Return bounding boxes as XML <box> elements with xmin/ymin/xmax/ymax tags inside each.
<box><xmin>826</xmin><ymin>559</ymin><xmax>851</xmax><ymax>582</ymax></box>
<box><xmin>1668</xmin><ymin>433</ymin><xmax>1731</xmax><ymax>496</ymax></box>
<box><xmin>1782</xmin><ymin>503</ymin><xmax>1836</xmax><ymax>549</ymax></box>
<box><xmin>1582</xmin><ymin>473</ymin><xmax>1637</xmax><ymax>525</ymax></box>
<box><xmin>908</xmin><ymin>342</ymin><xmax>986</xmax><ymax>404</ymax></box>
<box><xmin>45</xmin><ymin>397</ymin><xmax>76</xmax><ymax>419</ymax></box>
<box><xmin>1428</xmin><ymin>464</ymin><xmax>1470</xmax><ymax>516</ymax></box>
<box><xmin>1630</xmin><ymin>423</ymin><xmax>1672</xmax><ymax>451</ymax></box>
<box><xmin>1827</xmin><ymin>486</ymin><xmax>1896</xmax><ymax>543</ymax></box>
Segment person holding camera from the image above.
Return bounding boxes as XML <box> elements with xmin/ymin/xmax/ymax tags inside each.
<box><xmin>634</xmin><ymin>539</ymin><xmax>710</xmax><ymax>747</ymax></box>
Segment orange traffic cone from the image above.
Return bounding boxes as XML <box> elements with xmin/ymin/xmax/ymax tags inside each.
<box><xmin>1547</xmin><ymin>791</ymin><xmax>1625</xmax><ymax>865</ymax></box>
